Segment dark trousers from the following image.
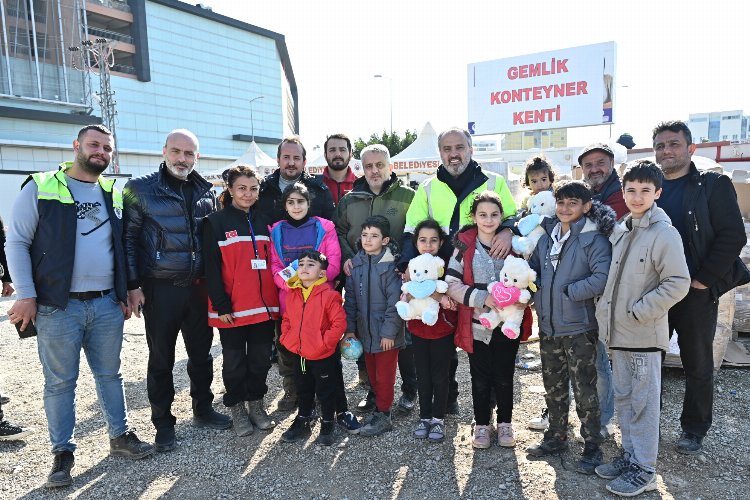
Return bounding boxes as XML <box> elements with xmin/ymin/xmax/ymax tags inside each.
<box><xmin>275</xmin><ymin>321</ymin><xmax>297</xmax><ymax>396</ymax></box>
<box><xmin>449</xmin><ymin>349</ymin><xmax>459</xmax><ymax>403</ymax></box>
<box><xmin>468</xmin><ymin>331</ymin><xmax>520</xmax><ymax>425</ymax></box>
<box><xmin>219</xmin><ymin>321</ymin><xmax>274</xmax><ymax>407</ymax></box>
<box><xmin>668</xmin><ymin>287</ymin><xmax>719</xmax><ymax>437</ymax></box>
<box><xmin>412</xmin><ymin>334</ymin><xmax>454</xmax><ymax>420</ymax></box>
<box><xmin>333</xmin><ymin>355</ymin><xmax>350</xmax><ymax>413</ymax></box>
<box><xmin>143</xmin><ymin>279</ymin><xmax>215</xmax><ymax>429</ymax></box>
<box><xmin>293</xmin><ymin>352</ymin><xmax>339</xmax><ymax>422</ymax></box>
<box><xmin>540</xmin><ymin>331</ymin><xmax>602</xmax><ymax>444</ymax></box>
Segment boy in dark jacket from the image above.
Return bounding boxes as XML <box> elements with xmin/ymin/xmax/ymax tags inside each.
<box><xmin>527</xmin><ymin>180</ymin><xmax>614</xmax><ymax>475</ymax></box>
<box><xmin>280</xmin><ymin>250</ymin><xmax>347</xmax><ymax>446</ymax></box>
<box><xmin>344</xmin><ymin>216</ymin><xmax>404</xmax><ymax>437</ymax></box>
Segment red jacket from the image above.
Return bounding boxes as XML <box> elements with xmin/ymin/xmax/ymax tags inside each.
<box><xmin>281</xmin><ymin>275</ymin><xmax>347</xmax><ymax>360</ymax></box>
<box><xmin>202</xmin><ymin>205</ymin><xmax>280</xmax><ymax>328</ymax></box>
<box><xmin>408</xmin><ymin>308</ymin><xmax>457</xmax><ymax>340</ymax></box>
<box><xmin>453</xmin><ymin>227</ymin><xmax>533</xmax><ymax>353</ymax></box>
<box><xmin>320</xmin><ymin>167</ymin><xmax>358</xmax><ymax>206</ymax></box>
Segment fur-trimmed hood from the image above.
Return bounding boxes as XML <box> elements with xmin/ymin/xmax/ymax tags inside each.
<box><xmin>540</xmin><ymin>200</ymin><xmax>616</xmax><ymax>238</ymax></box>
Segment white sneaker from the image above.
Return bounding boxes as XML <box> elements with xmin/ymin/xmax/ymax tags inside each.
<box><xmin>497</xmin><ymin>422</ymin><xmax>515</xmax><ymax>447</ymax></box>
<box><xmin>528</xmin><ymin>408</ymin><xmax>549</xmax><ymax>430</ymax></box>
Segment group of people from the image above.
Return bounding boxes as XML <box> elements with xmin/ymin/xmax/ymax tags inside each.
<box><xmin>0</xmin><ymin>121</ymin><xmax>745</xmax><ymax>497</ymax></box>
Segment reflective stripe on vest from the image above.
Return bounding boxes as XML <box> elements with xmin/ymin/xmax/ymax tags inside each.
<box><xmin>424</xmin><ymin>174</ymin><xmax>497</xmax><ymax>232</ymax></box>
<box><xmin>32</xmin><ymin>163</ymin><xmax>122</xmax><ymax>209</ymax></box>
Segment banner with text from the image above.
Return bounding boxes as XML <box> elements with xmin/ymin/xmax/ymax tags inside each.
<box><xmin>467</xmin><ymin>42</ymin><xmax>616</xmax><ymax>135</ymax></box>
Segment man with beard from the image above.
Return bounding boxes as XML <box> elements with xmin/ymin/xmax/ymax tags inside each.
<box><xmin>256</xmin><ymin>136</ymin><xmax>335</xmax><ymax>410</ymax></box>
<box><xmin>579</xmin><ymin>143</ymin><xmax>628</xmax><ymax>220</ymax></box>
<box><xmin>6</xmin><ymin>125</ymin><xmax>153</xmax><ymax>488</ymax></box>
<box><xmin>653</xmin><ymin>120</ymin><xmax>746</xmax><ymax>455</ymax></box>
<box><xmin>123</xmin><ymin>129</ymin><xmax>230</xmax><ymax>453</ymax></box>
<box><xmin>319</xmin><ymin>133</ymin><xmax>358</xmax><ymax>206</ymax></box>
<box><xmin>336</xmin><ymin>144</ymin><xmax>417</xmax><ymax>414</ymax></box>
<box><xmin>401</xmin><ymin>127</ymin><xmax>517</xmax><ymax>414</ymax></box>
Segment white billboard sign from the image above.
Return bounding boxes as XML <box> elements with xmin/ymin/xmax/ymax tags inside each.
<box><xmin>467</xmin><ymin>42</ymin><xmax>616</xmax><ymax>135</ymax></box>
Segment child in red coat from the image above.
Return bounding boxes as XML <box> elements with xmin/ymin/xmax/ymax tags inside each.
<box><xmin>279</xmin><ymin>250</ymin><xmax>346</xmax><ymax>446</ymax></box>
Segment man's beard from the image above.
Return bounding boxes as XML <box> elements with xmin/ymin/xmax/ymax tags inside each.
<box><xmin>660</xmin><ymin>162</ymin><xmax>686</xmax><ymax>177</ymax></box>
<box><xmin>165</xmin><ymin>158</ymin><xmax>193</xmax><ymax>180</ymax></box>
<box><xmin>78</xmin><ymin>152</ymin><xmax>109</xmax><ymax>175</ymax></box>
<box><xmin>443</xmin><ymin>160</ymin><xmax>470</xmax><ymax>177</ymax></box>
<box><xmin>327</xmin><ymin>158</ymin><xmax>350</xmax><ymax>171</ymax></box>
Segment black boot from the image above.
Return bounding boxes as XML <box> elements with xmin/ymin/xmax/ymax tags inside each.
<box><xmin>315</xmin><ymin>420</ymin><xmax>336</xmax><ymax>446</ymax></box>
<box><xmin>281</xmin><ymin>415</ymin><xmax>312</xmax><ymax>443</ymax></box>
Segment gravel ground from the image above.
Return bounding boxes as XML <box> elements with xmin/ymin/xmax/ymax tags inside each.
<box><xmin>1</xmin><ymin>295</ymin><xmax>748</xmax><ymax>499</ymax></box>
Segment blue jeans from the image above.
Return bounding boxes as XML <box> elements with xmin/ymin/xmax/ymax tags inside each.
<box><xmin>36</xmin><ymin>292</ymin><xmax>128</xmax><ymax>453</ymax></box>
<box><xmin>596</xmin><ymin>339</ymin><xmax>615</xmax><ymax>427</ymax></box>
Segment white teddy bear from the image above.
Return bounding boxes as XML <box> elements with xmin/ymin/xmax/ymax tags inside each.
<box><xmin>512</xmin><ymin>190</ymin><xmax>556</xmax><ymax>258</ymax></box>
<box><xmin>395</xmin><ymin>253</ymin><xmax>448</xmax><ymax>326</ymax></box>
<box><xmin>479</xmin><ymin>255</ymin><xmax>537</xmax><ymax>339</ymax></box>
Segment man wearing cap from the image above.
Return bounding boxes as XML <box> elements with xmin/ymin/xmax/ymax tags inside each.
<box><xmin>579</xmin><ymin>143</ymin><xmax>628</xmax><ymax>220</ymax></box>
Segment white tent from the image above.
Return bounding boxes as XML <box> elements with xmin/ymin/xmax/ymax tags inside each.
<box><xmin>390</xmin><ymin>122</ymin><xmax>441</xmax><ymax>174</ymax></box>
<box><xmin>204</xmin><ymin>141</ymin><xmax>278</xmax><ymax>184</ymax></box>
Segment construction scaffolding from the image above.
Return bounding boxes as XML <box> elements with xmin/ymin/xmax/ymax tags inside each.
<box><xmin>0</xmin><ymin>0</ymin><xmax>91</xmax><ymax>108</ymax></box>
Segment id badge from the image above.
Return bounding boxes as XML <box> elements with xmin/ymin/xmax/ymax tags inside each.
<box><xmin>251</xmin><ymin>259</ymin><xmax>267</xmax><ymax>270</ymax></box>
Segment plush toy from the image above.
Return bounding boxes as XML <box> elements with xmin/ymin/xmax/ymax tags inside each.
<box><xmin>479</xmin><ymin>255</ymin><xmax>537</xmax><ymax>339</ymax></box>
<box><xmin>396</xmin><ymin>253</ymin><xmax>448</xmax><ymax>326</ymax></box>
<box><xmin>512</xmin><ymin>190</ymin><xmax>556</xmax><ymax>258</ymax></box>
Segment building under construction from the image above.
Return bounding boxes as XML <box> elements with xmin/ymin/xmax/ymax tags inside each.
<box><xmin>0</xmin><ymin>0</ymin><xmax>297</xmax><ymax>219</ymax></box>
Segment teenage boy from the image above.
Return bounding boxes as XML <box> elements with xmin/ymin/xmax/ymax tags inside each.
<box><xmin>594</xmin><ymin>160</ymin><xmax>690</xmax><ymax>496</ymax></box>
<box><xmin>343</xmin><ymin>215</ymin><xmax>404</xmax><ymax>437</ymax></box>
<box><xmin>527</xmin><ymin>180</ymin><xmax>615</xmax><ymax>474</ymax></box>
<box><xmin>280</xmin><ymin>251</ymin><xmax>347</xmax><ymax>446</ymax></box>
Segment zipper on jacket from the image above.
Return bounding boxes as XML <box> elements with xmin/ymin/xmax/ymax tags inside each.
<box><xmin>178</xmin><ymin>182</ymin><xmax>196</xmax><ymax>278</ymax></box>
<box><xmin>547</xmin><ymin>237</ymin><xmax>571</xmax><ymax>336</ymax></box>
<box><xmin>690</xmin><ymin>211</ymin><xmax>699</xmax><ymax>232</ymax></box>
<box><xmin>247</xmin><ymin>210</ymin><xmax>273</xmax><ymax>320</ymax></box>
<box><xmin>367</xmin><ymin>254</ymin><xmax>373</xmax><ymax>353</ymax></box>
<box><xmin>297</xmin><ymin>300</ymin><xmax>307</xmax><ymax>359</ymax></box>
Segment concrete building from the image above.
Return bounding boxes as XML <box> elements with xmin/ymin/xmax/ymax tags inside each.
<box><xmin>688</xmin><ymin>110</ymin><xmax>749</xmax><ymax>143</ymax></box>
<box><xmin>501</xmin><ymin>128</ymin><xmax>567</xmax><ymax>150</ymax></box>
<box><xmin>1</xmin><ymin>0</ymin><xmax>296</xmax><ymax>220</ymax></box>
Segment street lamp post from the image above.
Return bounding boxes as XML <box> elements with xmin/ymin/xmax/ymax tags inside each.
<box><xmin>374</xmin><ymin>74</ymin><xmax>392</xmax><ymax>135</ymax></box>
<box><xmin>249</xmin><ymin>95</ymin><xmax>265</xmax><ymax>142</ymax></box>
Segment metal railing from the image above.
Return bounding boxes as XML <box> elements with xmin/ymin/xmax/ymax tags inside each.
<box><xmin>87</xmin><ymin>26</ymin><xmax>133</xmax><ymax>44</ymax></box>
<box><xmin>89</xmin><ymin>0</ymin><xmax>132</xmax><ymax>13</ymax></box>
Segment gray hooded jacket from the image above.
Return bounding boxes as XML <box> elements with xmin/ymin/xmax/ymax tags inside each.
<box><xmin>529</xmin><ymin>201</ymin><xmax>615</xmax><ymax>337</ymax></box>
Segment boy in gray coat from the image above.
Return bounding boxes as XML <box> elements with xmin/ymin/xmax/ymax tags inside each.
<box><xmin>527</xmin><ymin>180</ymin><xmax>615</xmax><ymax>475</ymax></box>
<box><xmin>343</xmin><ymin>216</ymin><xmax>404</xmax><ymax>436</ymax></box>
<box><xmin>594</xmin><ymin>161</ymin><xmax>690</xmax><ymax>496</ymax></box>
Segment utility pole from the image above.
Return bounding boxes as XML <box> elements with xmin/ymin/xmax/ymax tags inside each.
<box><xmin>69</xmin><ymin>38</ymin><xmax>120</xmax><ymax>173</ymax></box>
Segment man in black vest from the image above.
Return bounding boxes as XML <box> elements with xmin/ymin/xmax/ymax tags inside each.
<box><xmin>6</xmin><ymin>125</ymin><xmax>153</xmax><ymax>488</ymax></box>
<box><xmin>124</xmin><ymin>129</ymin><xmax>230</xmax><ymax>453</ymax></box>
<box><xmin>653</xmin><ymin>120</ymin><xmax>746</xmax><ymax>455</ymax></box>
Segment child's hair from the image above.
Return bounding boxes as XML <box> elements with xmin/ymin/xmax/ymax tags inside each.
<box><xmin>281</xmin><ymin>182</ymin><xmax>311</xmax><ymax>206</ymax></box>
<box><xmin>553</xmin><ymin>180</ymin><xmax>592</xmax><ymax>203</ymax></box>
<box><xmin>298</xmin><ymin>249</ymin><xmax>329</xmax><ymax>270</ymax></box>
<box><xmin>411</xmin><ymin>218</ymin><xmax>447</xmax><ymax>246</ymax></box>
<box><xmin>622</xmin><ymin>159</ymin><xmax>664</xmax><ymax>190</ymax></box>
<box><xmin>361</xmin><ymin>215</ymin><xmax>390</xmax><ymax>238</ymax></box>
<box><xmin>469</xmin><ymin>190</ymin><xmax>504</xmax><ymax>217</ymax></box>
<box><xmin>523</xmin><ymin>155</ymin><xmax>555</xmax><ymax>187</ymax></box>
<box><xmin>219</xmin><ymin>165</ymin><xmax>257</xmax><ymax>208</ymax></box>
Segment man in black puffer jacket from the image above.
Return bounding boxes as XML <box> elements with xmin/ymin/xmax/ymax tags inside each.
<box><xmin>123</xmin><ymin>129</ymin><xmax>230</xmax><ymax>452</ymax></box>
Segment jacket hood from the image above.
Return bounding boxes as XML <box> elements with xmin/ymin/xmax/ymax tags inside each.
<box><xmin>287</xmin><ymin>274</ymin><xmax>328</xmax><ymax>300</ymax></box>
<box><xmin>453</xmin><ymin>224</ymin><xmax>479</xmax><ymax>252</ymax></box>
<box><xmin>611</xmin><ymin>204</ymin><xmax>671</xmax><ymax>242</ymax></box>
<box><xmin>540</xmin><ymin>199</ymin><xmax>616</xmax><ymax>237</ymax></box>
<box><xmin>351</xmin><ymin>246</ymin><xmax>397</xmax><ymax>267</ymax></box>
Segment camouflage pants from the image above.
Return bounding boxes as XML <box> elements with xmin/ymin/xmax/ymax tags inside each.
<box><xmin>539</xmin><ymin>331</ymin><xmax>602</xmax><ymax>444</ymax></box>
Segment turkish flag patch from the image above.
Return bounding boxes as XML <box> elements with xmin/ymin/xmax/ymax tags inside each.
<box><xmin>225</xmin><ymin>230</ymin><xmax>238</xmax><ymax>239</ymax></box>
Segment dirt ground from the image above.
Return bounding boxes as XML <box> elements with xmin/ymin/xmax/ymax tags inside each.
<box><xmin>1</xmin><ymin>295</ymin><xmax>748</xmax><ymax>499</ymax></box>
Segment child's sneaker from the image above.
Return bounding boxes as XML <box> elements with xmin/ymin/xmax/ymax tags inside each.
<box><xmin>336</xmin><ymin>411</ymin><xmax>361</xmax><ymax>434</ymax></box>
<box><xmin>576</xmin><ymin>442</ymin><xmax>603</xmax><ymax>475</ymax></box>
<box><xmin>0</xmin><ymin>419</ymin><xmax>33</xmax><ymax>441</ymax></box>
<box><xmin>428</xmin><ymin>420</ymin><xmax>445</xmax><ymax>443</ymax></box>
<box><xmin>359</xmin><ymin>412</ymin><xmax>393</xmax><ymax>437</ymax></box>
<box><xmin>595</xmin><ymin>452</ymin><xmax>632</xmax><ymax>480</ymax></box>
<box><xmin>527</xmin><ymin>432</ymin><xmax>569</xmax><ymax>456</ymax></box>
<box><xmin>472</xmin><ymin>424</ymin><xmax>492</xmax><ymax>449</ymax></box>
<box><xmin>606</xmin><ymin>463</ymin><xmax>657</xmax><ymax>497</ymax></box>
<box><xmin>414</xmin><ymin>419</ymin><xmax>430</xmax><ymax>439</ymax></box>
<box><xmin>280</xmin><ymin>415</ymin><xmax>312</xmax><ymax>443</ymax></box>
<box><xmin>527</xmin><ymin>408</ymin><xmax>549</xmax><ymax>430</ymax></box>
<box><xmin>496</xmin><ymin>422</ymin><xmax>515</xmax><ymax>447</ymax></box>
<box><xmin>315</xmin><ymin>420</ymin><xmax>336</xmax><ymax>446</ymax></box>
